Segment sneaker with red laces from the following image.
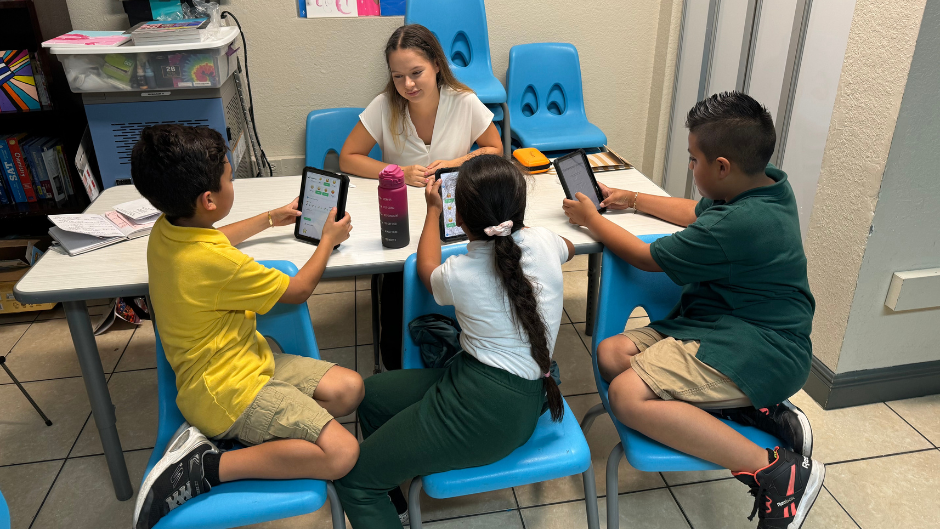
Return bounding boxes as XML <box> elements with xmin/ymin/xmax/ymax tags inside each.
<box><xmin>733</xmin><ymin>447</ymin><xmax>825</xmax><ymax>529</ymax></box>
<box><xmin>713</xmin><ymin>402</ymin><xmax>812</xmax><ymax>457</ymax></box>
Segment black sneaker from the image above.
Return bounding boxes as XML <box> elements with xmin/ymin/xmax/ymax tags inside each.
<box><xmin>713</xmin><ymin>402</ymin><xmax>812</xmax><ymax>457</ymax></box>
<box><xmin>133</xmin><ymin>423</ymin><xmax>218</xmax><ymax>529</ymax></box>
<box><xmin>734</xmin><ymin>447</ymin><xmax>825</xmax><ymax>529</ymax></box>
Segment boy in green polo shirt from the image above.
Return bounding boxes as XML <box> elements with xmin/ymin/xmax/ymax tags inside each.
<box><xmin>563</xmin><ymin>91</ymin><xmax>823</xmax><ymax>529</ymax></box>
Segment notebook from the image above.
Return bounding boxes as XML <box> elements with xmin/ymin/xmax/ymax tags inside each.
<box><xmin>48</xmin><ymin>199</ymin><xmax>161</xmax><ymax>256</ymax></box>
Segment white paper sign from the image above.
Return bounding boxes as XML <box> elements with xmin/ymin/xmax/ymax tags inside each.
<box><xmin>113</xmin><ymin>198</ymin><xmax>161</xmax><ymax>220</ymax></box>
<box><xmin>306</xmin><ymin>0</ymin><xmax>358</xmax><ymax>18</ymax></box>
<box><xmin>49</xmin><ymin>214</ymin><xmax>125</xmax><ymax>239</ymax></box>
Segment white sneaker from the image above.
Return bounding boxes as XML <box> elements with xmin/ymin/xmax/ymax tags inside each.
<box><xmin>132</xmin><ymin>423</ymin><xmax>218</xmax><ymax>529</ymax></box>
<box><xmin>399</xmin><ymin>511</ymin><xmax>410</xmax><ymax>526</ymax></box>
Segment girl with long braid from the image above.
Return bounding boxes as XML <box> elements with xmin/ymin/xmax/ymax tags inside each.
<box><xmin>335</xmin><ymin>155</ymin><xmax>574</xmax><ymax>528</ymax></box>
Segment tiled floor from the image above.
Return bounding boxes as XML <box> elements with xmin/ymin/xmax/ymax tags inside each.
<box><xmin>2</xmin><ymin>259</ymin><xmax>939</xmax><ymax>528</ymax></box>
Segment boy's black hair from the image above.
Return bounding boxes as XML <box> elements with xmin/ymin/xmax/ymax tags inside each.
<box><xmin>686</xmin><ymin>91</ymin><xmax>776</xmax><ymax>175</ymax></box>
<box><xmin>455</xmin><ymin>155</ymin><xmax>564</xmax><ymax>422</ymax></box>
<box><xmin>130</xmin><ymin>124</ymin><xmax>229</xmax><ymax>220</ymax></box>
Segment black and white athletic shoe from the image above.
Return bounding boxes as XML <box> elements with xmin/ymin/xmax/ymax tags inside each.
<box><xmin>713</xmin><ymin>402</ymin><xmax>813</xmax><ymax>457</ymax></box>
<box><xmin>734</xmin><ymin>447</ymin><xmax>825</xmax><ymax>529</ymax></box>
<box><xmin>133</xmin><ymin>423</ymin><xmax>218</xmax><ymax>529</ymax></box>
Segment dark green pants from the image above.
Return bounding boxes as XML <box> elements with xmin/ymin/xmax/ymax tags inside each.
<box><xmin>335</xmin><ymin>353</ymin><xmax>545</xmax><ymax>529</ymax></box>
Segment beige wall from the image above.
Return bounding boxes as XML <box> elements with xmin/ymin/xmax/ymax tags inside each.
<box><xmin>804</xmin><ymin>0</ymin><xmax>927</xmax><ymax>370</ymax></box>
<box><xmin>63</xmin><ymin>0</ymin><xmax>683</xmax><ymax>181</ymax></box>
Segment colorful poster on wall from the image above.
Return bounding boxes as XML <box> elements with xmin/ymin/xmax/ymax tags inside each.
<box><xmin>0</xmin><ymin>50</ymin><xmax>40</xmax><ymax>112</ymax></box>
<box><xmin>305</xmin><ymin>0</ymin><xmax>359</xmax><ymax>18</ymax></box>
<box><xmin>358</xmin><ymin>0</ymin><xmax>380</xmax><ymax>16</ymax></box>
<box><xmin>380</xmin><ymin>0</ymin><xmax>405</xmax><ymax>16</ymax></box>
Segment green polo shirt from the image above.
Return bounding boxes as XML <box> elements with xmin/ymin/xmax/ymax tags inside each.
<box><xmin>648</xmin><ymin>165</ymin><xmax>815</xmax><ymax>408</ymax></box>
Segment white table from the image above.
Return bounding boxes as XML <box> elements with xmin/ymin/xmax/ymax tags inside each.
<box><xmin>15</xmin><ymin>167</ymin><xmax>679</xmax><ymax>499</ymax></box>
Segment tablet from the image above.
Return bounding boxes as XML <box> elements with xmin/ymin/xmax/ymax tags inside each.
<box><xmin>553</xmin><ymin>149</ymin><xmax>606</xmax><ymax>213</ymax></box>
<box><xmin>435</xmin><ymin>167</ymin><xmax>467</xmax><ymax>243</ymax></box>
<box><xmin>295</xmin><ymin>167</ymin><xmax>349</xmax><ymax>248</ymax></box>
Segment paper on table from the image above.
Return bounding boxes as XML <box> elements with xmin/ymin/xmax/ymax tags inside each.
<box><xmin>49</xmin><ymin>214</ymin><xmax>126</xmax><ymax>238</ymax></box>
<box><xmin>104</xmin><ymin>210</ymin><xmax>156</xmax><ymax>238</ymax></box>
<box><xmin>113</xmin><ymin>198</ymin><xmax>161</xmax><ymax>220</ymax></box>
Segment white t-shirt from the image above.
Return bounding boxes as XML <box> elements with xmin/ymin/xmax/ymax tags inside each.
<box><xmin>359</xmin><ymin>86</ymin><xmax>494</xmax><ymax>167</ymax></box>
<box><xmin>430</xmin><ymin>227</ymin><xmax>570</xmax><ymax>380</ymax></box>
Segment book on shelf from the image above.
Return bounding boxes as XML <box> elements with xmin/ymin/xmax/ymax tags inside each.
<box><xmin>75</xmin><ymin>127</ymin><xmax>100</xmax><ymax>201</ymax></box>
<box><xmin>0</xmin><ymin>133</ymin><xmax>78</xmax><ymax>205</ymax></box>
<box><xmin>49</xmin><ymin>199</ymin><xmax>161</xmax><ymax>256</ymax></box>
<box><xmin>130</xmin><ymin>18</ymin><xmax>210</xmax><ymax>46</ymax></box>
<box><xmin>42</xmin><ymin>31</ymin><xmax>131</xmax><ymax>48</ymax></box>
<box><xmin>0</xmin><ymin>50</ymin><xmax>41</xmax><ymax>112</ymax></box>
<box><xmin>3</xmin><ymin>134</ymin><xmax>38</xmax><ymax>202</ymax></box>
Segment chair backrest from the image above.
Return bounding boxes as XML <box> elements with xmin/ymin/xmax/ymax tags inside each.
<box><xmin>0</xmin><ymin>490</ymin><xmax>9</xmax><ymax>529</ymax></box>
<box><xmin>590</xmin><ymin>236</ymin><xmax>682</xmax><ymax>412</ymax></box>
<box><xmin>506</xmin><ymin>43</ymin><xmax>591</xmax><ymax>127</ymax></box>
<box><xmin>149</xmin><ymin>260</ymin><xmax>320</xmax><ymax>472</ymax></box>
<box><xmin>401</xmin><ymin>243</ymin><xmax>469</xmax><ymax>369</ymax></box>
<box><xmin>404</xmin><ymin>0</ymin><xmax>502</xmax><ymax>97</ymax></box>
<box><xmin>305</xmin><ymin>108</ymin><xmax>382</xmax><ymax>170</ymax></box>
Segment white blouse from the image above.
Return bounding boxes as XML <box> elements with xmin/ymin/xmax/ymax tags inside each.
<box><xmin>359</xmin><ymin>86</ymin><xmax>494</xmax><ymax>167</ymax></box>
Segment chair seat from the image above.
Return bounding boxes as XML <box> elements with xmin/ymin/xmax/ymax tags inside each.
<box><xmin>512</xmin><ymin>119</ymin><xmax>607</xmax><ymax>152</ymax></box>
<box><xmin>422</xmin><ymin>400</ymin><xmax>590</xmax><ymax>498</ymax></box>
<box><xmin>615</xmin><ymin>415</ymin><xmax>785</xmax><ymax>473</ymax></box>
<box><xmin>456</xmin><ymin>69</ymin><xmax>507</xmax><ymax>104</ymax></box>
<box><xmin>154</xmin><ymin>479</ymin><xmax>328</xmax><ymax>529</ymax></box>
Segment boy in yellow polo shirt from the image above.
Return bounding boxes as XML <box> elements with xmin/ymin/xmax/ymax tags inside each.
<box><xmin>130</xmin><ymin>124</ymin><xmax>363</xmax><ymax>529</ymax></box>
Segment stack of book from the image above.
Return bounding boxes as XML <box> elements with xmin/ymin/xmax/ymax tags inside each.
<box><xmin>0</xmin><ymin>134</ymin><xmax>79</xmax><ymax>206</ymax></box>
<box><xmin>130</xmin><ymin>18</ymin><xmax>210</xmax><ymax>46</ymax></box>
<box><xmin>49</xmin><ymin>198</ymin><xmax>161</xmax><ymax>256</ymax></box>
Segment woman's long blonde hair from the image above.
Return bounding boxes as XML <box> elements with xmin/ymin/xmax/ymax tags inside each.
<box><xmin>383</xmin><ymin>24</ymin><xmax>472</xmax><ymax>148</ymax></box>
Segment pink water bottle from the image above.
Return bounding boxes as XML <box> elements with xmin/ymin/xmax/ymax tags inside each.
<box><xmin>378</xmin><ymin>164</ymin><xmax>410</xmax><ymax>249</ymax></box>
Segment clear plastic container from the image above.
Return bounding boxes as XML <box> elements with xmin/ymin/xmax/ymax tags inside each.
<box><xmin>44</xmin><ymin>26</ymin><xmax>239</xmax><ymax>93</ymax></box>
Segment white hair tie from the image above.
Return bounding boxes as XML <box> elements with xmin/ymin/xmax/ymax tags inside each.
<box><xmin>484</xmin><ymin>220</ymin><xmax>514</xmax><ymax>237</ymax></box>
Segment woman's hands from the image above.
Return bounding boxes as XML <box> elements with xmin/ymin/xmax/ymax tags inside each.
<box><xmin>597</xmin><ymin>183</ymin><xmax>636</xmax><ymax>210</ymax></box>
<box><xmin>269</xmin><ymin>197</ymin><xmax>303</xmax><ymax>226</ymax></box>
<box><xmin>424</xmin><ymin>177</ymin><xmax>443</xmax><ymax>212</ymax></box>
<box><xmin>425</xmin><ymin>158</ymin><xmax>457</xmax><ymax>176</ymax></box>
<box><xmin>403</xmin><ymin>165</ymin><xmax>430</xmax><ymax>187</ymax></box>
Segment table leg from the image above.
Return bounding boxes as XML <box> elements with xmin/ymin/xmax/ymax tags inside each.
<box><xmin>63</xmin><ymin>300</ymin><xmax>133</xmax><ymax>501</ymax></box>
<box><xmin>584</xmin><ymin>253</ymin><xmax>601</xmax><ymax>337</ymax></box>
<box><xmin>371</xmin><ymin>274</ymin><xmax>382</xmax><ymax>375</ymax></box>
<box><xmin>501</xmin><ymin>102</ymin><xmax>511</xmax><ymax>159</ymax></box>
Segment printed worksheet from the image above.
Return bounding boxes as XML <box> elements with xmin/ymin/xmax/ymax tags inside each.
<box><xmin>305</xmin><ymin>0</ymin><xmax>358</xmax><ymax>18</ymax></box>
<box><xmin>49</xmin><ymin>214</ymin><xmax>126</xmax><ymax>239</ymax></box>
<box><xmin>113</xmin><ymin>198</ymin><xmax>160</xmax><ymax>220</ymax></box>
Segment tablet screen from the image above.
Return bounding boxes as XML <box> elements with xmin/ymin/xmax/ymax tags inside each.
<box><xmin>439</xmin><ymin>170</ymin><xmax>464</xmax><ymax>239</ymax></box>
<box><xmin>298</xmin><ymin>172</ymin><xmax>341</xmax><ymax>240</ymax></box>
<box><xmin>557</xmin><ymin>154</ymin><xmax>601</xmax><ymax>208</ymax></box>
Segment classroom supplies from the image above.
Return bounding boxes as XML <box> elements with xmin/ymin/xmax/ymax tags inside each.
<box><xmin>130</xmin><ymin>18</ymin><xmax>210</xmax><ymax>46</ymax></box>
<box><xmin>49</xmin><ymin>200</ymin><xmax>160</xmax><ymax>256</ymax></box>
<box><xmin>588</xmin><ymin>146</ymin><xmax>632</xmax><ymax>172</ymax></box>
<box><xmin>295</xmin><ymin>167</ymin><xmax>349</xmax><ymax>248</ymax></box>
<box><xmin>377</xmin><ymin>164</ymin><xmax>410</xmax><ymax>248</ymax></box>
<box><xmin>434</xmin><ymin>167</ymin><xmax>466</xmax><ymax>243</ymax></box>
<box><xmin>0</xmin><ymin>50</ymin><xmax>41</xmax><ymax>112</ymax></box>
<box><xmin>101</xmin><ymin>54</ymin><xmax>136</xmax><ymax>86</ymax></box>
<box><xmin>513</xmin><ymin>148</ymin><xmax>551</xmax><ymax>174</ymax></box>
<box><xmin>42</xmin><ymin>31</ymin><xmax>131</xmax><ymax>48</ymax></box>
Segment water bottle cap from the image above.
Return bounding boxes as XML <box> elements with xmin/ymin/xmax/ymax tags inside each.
<box><xmin>378</xmin><ymin>164</ymin><xmax>405</xmax><ymax>188</ymax></box>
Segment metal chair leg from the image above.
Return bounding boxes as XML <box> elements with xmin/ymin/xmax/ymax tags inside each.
<box><xmin>606</xmin><ymin>442</ymin><xmax>624</xmax><ymax>529</ymax></box>
<box><xmin>581</xmin><ymin>464</ymin><xmax>600</xmax><ymax>529</ymax></box>
<box><xmin>371</xmin><ymin>274</ymin><xmax>382</xmax><ymax>374</ymax></box>
<box><xmin>579</xmin><ymin>403</ymin><xmax>607</xmax><ymax>435</ymax></box>
<box><xmin>501</xmin><ymin>102</ymin><xmax>511</xmax><ymax>159</ymax></box>
<box><xmin>326</xmin><ymin>481</ymin><xmax>345</xmax><ymax>529</ymax></box>
<box><xmin>408</xmin><ymin>477</ymin><xmax>424</xmax><ymax>529</ymax></box>
<box><xmin>584</xmin><ymin>253</ymin><xmax>601</xmax><ymax>336</ymax></box>
<box><xmin>0</xmin><ymin>356</ymin><xmax>52</xmax><ymax>426</ymax></box>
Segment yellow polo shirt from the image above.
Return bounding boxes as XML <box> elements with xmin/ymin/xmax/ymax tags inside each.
<box><xmin>147</xmin><ymin>216</ymin><xmax>290</xmax><ymax>437</ymax></box>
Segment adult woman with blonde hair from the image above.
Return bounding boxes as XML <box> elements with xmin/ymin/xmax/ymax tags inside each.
<box><xmin>341</xmin><ymin>24</ymin><xmax>502</xmax><ymax>377</ymax></box>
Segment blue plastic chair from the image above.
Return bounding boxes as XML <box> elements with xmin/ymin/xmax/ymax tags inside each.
<box><xmin>0</xmin><ymin>490</ymin><xmax>9</xmax><ymax>529</ymax></box>
<box><xmin>506</xmin><ymin>43</ymin><xmax>607</xmax><ymax>152</ymax></box>
<box><xmin>143</xmin><ymin>261</ymin><xmax>344</xmax><ymax>529</ymax></box>
<box><xmin>401</xmin><ymin>244</ymin><xmax>600</xmax><ymax>529</ymax></box>
<box><xmin>581</xmin><ymin>238</ymin><xmax>788</xmax><ymax>529</ymax></box>
<box><xmin>405</xmin><ymin>0</ymin><xmax>511</xmax><ymax>157</ymax></box>
<box><xmin>306</xmin><ymin>108</ymin><xmax>382</xmax><ymax>170</ymax></box>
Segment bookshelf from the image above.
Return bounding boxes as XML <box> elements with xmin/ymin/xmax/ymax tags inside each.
<box><xmin>0</xmin><ymin>0</ymin><xmax>95</xmax><ymax>236</ymax></box>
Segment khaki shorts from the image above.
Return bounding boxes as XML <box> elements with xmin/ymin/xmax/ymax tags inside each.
<box><xmin>215</xmin><ymin>340</ymin><xmax>336</xmax><ymax>445</ymax></box>
<box><xmin>623</xmin><ymin>327</ymin><xmax>751</xmax><ymax>409</ymax></box>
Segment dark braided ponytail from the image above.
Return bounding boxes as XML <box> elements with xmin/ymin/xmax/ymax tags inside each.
<box><xmin>455</xmin><ymin>155</ymin><xmax>564</xmax><ymax>421</ymax></box>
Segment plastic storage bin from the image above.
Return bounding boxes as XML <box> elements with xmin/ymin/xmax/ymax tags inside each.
<box><xmin>44</xmin><ymin>26</ymin><xmax>239</xmax><ymax>93</ymax></box>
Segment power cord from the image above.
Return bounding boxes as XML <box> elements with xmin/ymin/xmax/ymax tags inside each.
<box><xmin>221</xmin><ymin>10</ymin><xmax>274</xmax><ymax>177</ymax></box>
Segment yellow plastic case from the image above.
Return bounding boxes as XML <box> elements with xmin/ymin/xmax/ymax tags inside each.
<box><xmin>513</xmin><ymin>148</ymin><xmax>551</xmax><ymax>173</ymax></box>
